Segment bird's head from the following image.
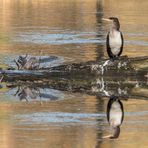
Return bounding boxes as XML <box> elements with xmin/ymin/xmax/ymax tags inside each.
<box><xmin>110</xmin><ymin>126</ymin><xmax>121</xmax><ymax>139</ymax></box>
<box><xmin>102</xmin><ymin>17</ymin><xmax>120</xmax><ymax>30</ymax></box>
<box><xmin>102</xmin><ymin>126</ymin><xmax>121</xmax><ymax>139</ymax></box>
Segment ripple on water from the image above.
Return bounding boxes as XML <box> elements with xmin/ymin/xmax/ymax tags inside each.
<box><xmin>14</xmin><ymin>110</ymin><xmax>148</xmax><ymax>126</ymax></box>
<box><xmin>13</xmin><ymin>32</ymin><xmax>104</xmax><ymax>45</ymax></box>
<box><xmin>15</xmin><ymin>112</ymin><xmax>105</xmax><ymax>126</ymax></box>
<box><xmin>12</xmin><ymin>31</ymin><xmax>148</xmax><ymax>46</ymax></box>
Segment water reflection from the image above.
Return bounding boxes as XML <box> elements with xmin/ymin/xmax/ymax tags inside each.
<box><xmin>0</xmin><ymin>79</ymin><xmax>148</xmax><ymax>147</ymax></box>
<box><xmin>104</xmin><ymin>96</ymin><xmax>124</xmax><ymax>139</ymax></box>
<box><xmin>2</xmin><ymin>73</ymin><xmax>146</xmax><ymax>102</ymax></box>
<box><xmin>7</xmin><ymin>84</ymin><xmax>64</xmax><ymax>102</ymax></box>
<box><xmin>95</xmin><ymin>0</ymin><xmax>104</xmax><ymax>61</ymax></box>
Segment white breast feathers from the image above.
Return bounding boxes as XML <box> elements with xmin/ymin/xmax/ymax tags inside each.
<box><xmin>109</xmin><ymin>30</ymin><xmax>122</xmax><ymax>55</ymax></box>
<box><xmin>109</xmin><ymin>101</ymin><xmax>122</xmax><ymax>127</ymax></box>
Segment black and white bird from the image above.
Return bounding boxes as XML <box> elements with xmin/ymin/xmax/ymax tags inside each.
<box><xmin>106</xmin><ymin>96</ymin><xmax>124</xmax><ymax>139</ymax></box>
<box><xmin>103</xmin><ymin>17</ymin><xmax>124</xmax><ymax>60</ymax></box>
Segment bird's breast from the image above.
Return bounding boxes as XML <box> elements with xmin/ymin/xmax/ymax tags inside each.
<box><xmin>109</xmin><ymin>31</ymin><xmax>122</xmax><ymax>55</ymax></box>
<box><xmin>109</xmin><ymin>102</ymin><xmax>123</xmax><ymax>127</ymax></box>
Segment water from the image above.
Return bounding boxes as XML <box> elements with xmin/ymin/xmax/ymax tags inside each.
<box><xmin>0</xmin><ymin>0</ymin><xmax>148</xmax><ymax>148</ymax></box>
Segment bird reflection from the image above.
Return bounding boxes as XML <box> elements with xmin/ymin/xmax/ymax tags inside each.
<box><xmin>104</xmin><ymin>95</ymin><xmax>124</xmax><ymax>139</ymax></box>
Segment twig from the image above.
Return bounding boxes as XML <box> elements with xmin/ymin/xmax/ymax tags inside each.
<box><xmin>0</xmin><ymin>76</ymin><xmax>4</xmax><ymax>82</ymax></box>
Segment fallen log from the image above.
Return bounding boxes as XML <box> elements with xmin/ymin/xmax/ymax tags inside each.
<box><xmin>49</xmin><ymin>55</ymin><xmax>148</xmax><ymax>75</ymax></box>
<box><xmin>0</xmin><ymin>55</ymin><xmax>147</xmax><ymax>82</ymax></box>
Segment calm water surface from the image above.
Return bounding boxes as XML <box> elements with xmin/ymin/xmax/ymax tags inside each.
<box><xmin>0</xmin><ymin>0</ymin><xmax>148</xmax><ymax>148</ymax></box>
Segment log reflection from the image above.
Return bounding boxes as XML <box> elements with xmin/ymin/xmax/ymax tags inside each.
<box><xmin>3</xmin><ymin>73</ymin><xmax>147</xmax><ymax>102</ymax></box>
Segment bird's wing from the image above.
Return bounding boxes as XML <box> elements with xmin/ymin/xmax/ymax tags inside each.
<box><xmin>106</xmin><ymin>33</ymin><xmax>114</xmax><ymax>58</ymax></box>
<box><xmin>118</xmin><ymin>99</ymin><xmax>124</xmax><ymax>124</ymax></box>
<box><xmin>107</xmin><ymin>98</ymin><xmax>114</xmax><ymax>122</ymax></box>
<box><xmin>117</xmin><ymin>32</ymin><xmax>124</xmax><ymax>56</ymax></box>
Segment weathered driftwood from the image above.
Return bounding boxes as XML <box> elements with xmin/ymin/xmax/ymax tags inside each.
<box><xmin>0</xmin><ymin>55</ymin><xmax>147</xmax><ymax>82</ymax></box>
<box><xmin>49</xmin><ymin>55</ymin><xmax>148</xmax><ymax>73</ymax></box>
<box><xmin>13</xmin><ymin>55</ymin><xmax>59</xmax><ymax>70</ymax></box>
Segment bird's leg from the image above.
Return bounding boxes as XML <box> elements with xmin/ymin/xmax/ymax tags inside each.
<box><xmin>110</xmin><ymin>57</ymin><xmax>115</xmax><ymax>62</ymax></box>
<box><xmin>110</xmin><ymin>56</ymin><xmax>119</xmax><ymax>61</ymax></box>
<box><xmin>114</xmin><ymin>56</ymin><xmax>119</xmax><ymax>60</ymax></box>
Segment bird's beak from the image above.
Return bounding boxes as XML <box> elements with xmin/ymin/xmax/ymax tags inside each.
<box><xmin>102</xmin><ymin>18</ymin><xmax>112</xmax><ymax>22</ymax></box>
<box><xmin>102</xmin><ymin>134</ymin><xmax>112</xmax><ymax>139</ymax></box>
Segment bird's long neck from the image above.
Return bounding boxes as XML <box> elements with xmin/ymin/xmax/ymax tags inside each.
<box><xmin>111</xmin><ymin>21</ymin><xmax>120</xmax><ymax>31</ymax></box>
<box><xmin>109</xmin><ymin>28</ymin><xmax>119</xmax><ymax>38</ymax></box>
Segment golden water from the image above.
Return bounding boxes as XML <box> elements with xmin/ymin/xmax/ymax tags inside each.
<box><xmin>0</xmin><ymin>0</ymin><xmax>148</xmax><ymax>148</ymax></box>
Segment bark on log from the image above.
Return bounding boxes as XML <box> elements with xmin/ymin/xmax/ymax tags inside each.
<box><xmin>0</xmin><ymin>55</ymin><xmax>147</xmax><ymax>82</ymax></box>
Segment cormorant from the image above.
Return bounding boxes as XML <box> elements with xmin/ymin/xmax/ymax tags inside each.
<box><xmin>107</xmin><ymin>95</ymin><xmax>124</xmax><ymax>139</ymax></box>
<box><xmin>103</xmin><ymin>17</ymin><xmax>124</xmax><ymax>60</ymax></box>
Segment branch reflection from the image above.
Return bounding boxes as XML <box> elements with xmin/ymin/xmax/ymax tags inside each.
<box><xmin>9</xmin><ymin>85</ymin><xmax>63</xmax><ymax>102</ymax></box>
